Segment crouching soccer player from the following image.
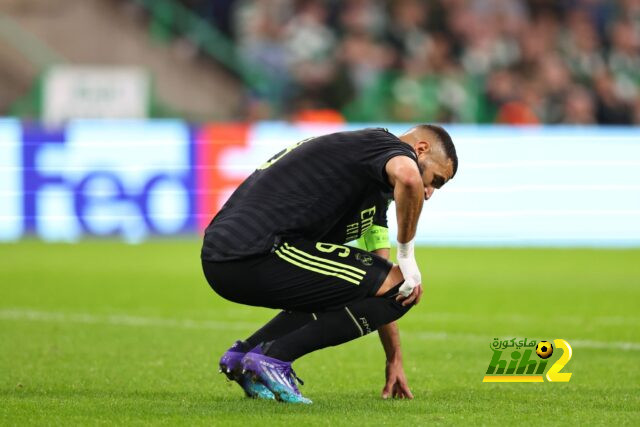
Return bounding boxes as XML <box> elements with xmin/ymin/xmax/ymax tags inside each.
<box><xmin>201</xmin><ymin>125</ymin><xmax>458</xmax><ymax>403</ymax></box>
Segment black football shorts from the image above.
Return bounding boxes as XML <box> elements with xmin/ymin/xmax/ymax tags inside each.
<box><xmin>201</xmin><ymin>237</ymin><xmax>393</xmax><ymax>313</ymax></box>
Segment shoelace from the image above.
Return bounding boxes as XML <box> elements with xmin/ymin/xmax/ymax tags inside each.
<box><xmin>283</xmin><ymin>366</ymin><xmax>304</xmax><ymax>387</ymax></box>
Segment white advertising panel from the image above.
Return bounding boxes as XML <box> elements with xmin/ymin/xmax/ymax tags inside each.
<box><xmin>241</xmin><ymin>124</ymin><xmax>640</xmax><ymax>247</ymax></box>
<box><xmin>43</xmin><ymin>66</ymin><xmax>149</xmax><ymax>125</ymax></box>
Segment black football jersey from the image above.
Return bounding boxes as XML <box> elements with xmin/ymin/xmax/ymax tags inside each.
<box><xmin>201</xmin><ymin>128</ymin><xmax>417</xmax><ymax>261</ymax></box>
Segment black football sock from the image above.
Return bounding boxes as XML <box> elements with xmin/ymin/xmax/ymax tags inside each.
<box><xmin>242</xmin><ymin>310</ymin><xmax>315</xmax><ymax>350</ymax></box>
<box><xmin>264</xmin><ymin>294</ymin><xmax>413</xmax><ymax>362</ymax></box>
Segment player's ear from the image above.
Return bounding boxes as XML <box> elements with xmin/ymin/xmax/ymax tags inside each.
<box><xmin>415</xmin><ymin>140</ymin><xmax>431</xmax><ymax>155</ymax></box>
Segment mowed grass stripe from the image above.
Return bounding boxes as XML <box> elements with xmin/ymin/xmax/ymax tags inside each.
<box><xmin>2</xmin><ymin>307</ymin><xmax>639</xmax><ymax>351</ymax></box>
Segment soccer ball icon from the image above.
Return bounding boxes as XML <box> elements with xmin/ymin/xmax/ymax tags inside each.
<box><xmin>536</xmin><ymin>341</ymin><xmax>554</xmax><ymax>359</ymax></box>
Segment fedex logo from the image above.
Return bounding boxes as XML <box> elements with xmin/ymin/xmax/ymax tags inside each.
<box><xmin>1</xmin><ymin>120</ymin><xmax>195</xmax><ymax>242</ymax></box>
<box><xmin>2</xmin><ymin>120</ymin><xmax>337</xmax><ymax>242</ymax></box>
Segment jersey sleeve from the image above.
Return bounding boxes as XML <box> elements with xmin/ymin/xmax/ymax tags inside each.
<box><xmin>359</xmin><ymin>129</ymin><xmax>418</xmax><ymax>188</ymax></box>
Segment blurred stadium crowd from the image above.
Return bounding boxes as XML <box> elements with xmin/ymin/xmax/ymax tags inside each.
<box><xmin>177</xmin><ymin>0</ymin><xmax>640</xmax><ymax>124</ymax></box>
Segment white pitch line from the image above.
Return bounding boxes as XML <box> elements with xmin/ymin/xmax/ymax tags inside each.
<box><xmin>406</xmin><ymin>331</ymin><xmax>640</xmax><ymax>351</ymax></box>
<box><xmin>1</xmin><ymin>308</ymin><xmax>639</xmax><ymax>351</ymax></box>
<box><xmin>414</xmin><ymin>311</ymin><xmax>640</xmax><ymax>326</ymax></box>
<box><xmin>0</xmin><ymin>308</ymin><xmax>261</xmax><ymax>331</ymax></box>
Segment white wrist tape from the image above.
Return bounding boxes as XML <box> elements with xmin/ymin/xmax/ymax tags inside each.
<box><xmin>397</xmin><ymin>239</ymin><xmax>414</xmax><ymax>259</ymax></box>
<box><xmin>397</xmin><ymin>239</ymin><xmax>421</xmax><ymax>297</ymax></box>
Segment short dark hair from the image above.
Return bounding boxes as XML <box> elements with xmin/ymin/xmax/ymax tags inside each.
<box><xmin>416</xmin><ymin>124</ymin><xmax>458</xmax><ymax>178</ymax></box>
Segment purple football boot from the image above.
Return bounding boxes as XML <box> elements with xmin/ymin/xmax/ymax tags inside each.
<box><xmin>219</xmin><ymin>341</ymin><xmax>275</xmax><ymax>400</ymax></box>
<box><xmin>241</xmin><ymin>346</ymin><xmax>312</xmax><ymax>404</ymax></box>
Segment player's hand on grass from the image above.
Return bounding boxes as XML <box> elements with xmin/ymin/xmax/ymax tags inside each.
<box><xmin>382</xmin><ymin>359</ymin><xmax>414</xmax><ymax>400</ymax></box>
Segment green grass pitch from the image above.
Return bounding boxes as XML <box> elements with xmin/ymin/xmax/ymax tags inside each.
<box><xmin>1</xmin><ymin>241</ymin><xmax>639</xmax><ymax>425</ymax></box>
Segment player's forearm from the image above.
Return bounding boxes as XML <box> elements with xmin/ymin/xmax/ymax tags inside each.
<box><xmin>378</xmin><ymin>321</ymin><xmax>402</xmax><ymax>362</ymax></box>
<box><xmin>393</xmin><ymin>178</ymin><xmax>423</xmax><ymax>244</ymax></box>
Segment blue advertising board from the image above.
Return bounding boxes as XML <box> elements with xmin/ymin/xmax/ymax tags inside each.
<box><xmin>3</xmin><ymin>120</ymin><xmax>195</xmax><ymax>243</ymax></box>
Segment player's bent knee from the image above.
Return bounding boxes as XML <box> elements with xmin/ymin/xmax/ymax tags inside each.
<box><xmin>375</xmin><ymin>265</ymin><xmax>404</xmax><ymax>297</ymax></box>
<box><xmin>346</xmin><ymin>294</ymin><xmax>412</xmax><ymax>336</ymax></box>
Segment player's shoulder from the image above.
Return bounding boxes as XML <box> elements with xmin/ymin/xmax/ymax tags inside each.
<box><xmin>331</xmin><ymin>128</ymin><xmax>404</xmax><ymax>151</ymax></box>
<box><xmin>356</xmin><ymin>127</ymin><xmax>399</xmax><ymax>140</ymax></box>
<box><xmin>315</xmin><ymin>128</ymin><xmax>413</xmax><ymax>163</ymax></box>
<box><xmin>323</xmin><ymin>127</ymin><xmax>397</xmax><ymax>141</ymax></box>
<box><xmin>358</xmin><ymin>128</ymin><xmax>415</xmax><ymax>157</ymax></box>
